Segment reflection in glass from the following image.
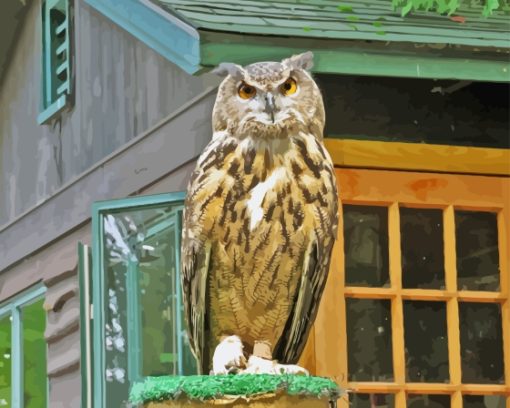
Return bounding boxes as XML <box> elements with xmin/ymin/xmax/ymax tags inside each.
<box><xmin>407</xmin><ymin>394</ymin><xmax>450</xmax><ymax>408</ymax></box>
<box><xmin>347</xmin><ymin>299</ymin><xmax>393</xmax><ymax>381</ymax></box>
<box><xmin>102</xmin><ymin>203</ymin><xmax>197</xmax><ymax>407</ymax></box>
<box><xmin>0</xmin><ymin>314</ymin><xmax>11</xmax><ymax>407</ymax></box>
<box><xmin>344</xmin><ymin>205</ymin><xmax>390</xmax><ymax>287</ymax></box>
<box><xmin>456</xmin><ymin>211</ymin><xmax>500</xmax><ymax>291</ymax></box>
<box><xmin>403</xmin><ymin>301</ymin><xmax>449</xmax><ymax>382</ymax></box>
<box><xmin>463</xmin><ymin>395</ymin><xmax>506</xmax><ymax>408</ymax></box>
<box><xmin>23</xmin><ymin>299</ymin><xmax>47</xmax><ymax>408</ymax></box>
<box><xmin>350</xmin><ymin>393</ymin><xmax>395</xmax><ymax>408</ymax></box>
<box><xmin>459</xmin><ymin>303</ymin><xmax>504</xmax><ymax>384</ymax></box>
<box><xmin>400</xmin><ymin>208</ymin><xmax>445</xmax><ymax>289</ymax></box>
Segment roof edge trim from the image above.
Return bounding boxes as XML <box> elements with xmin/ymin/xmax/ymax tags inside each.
<box><xmin>200</xmin><ymin>34</ymin><xmax>510</xmax><ymax>82</ymax></box>
<box><xmin>84</xmin><ymin>0</ymin><xmax>201</xmax><ymax>74</ymax></box>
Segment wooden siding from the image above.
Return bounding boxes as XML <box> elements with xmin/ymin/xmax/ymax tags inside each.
<box><xmin>0</xmin><ymin>0</ymin><xmax>219</xmax><ymax>229</ymax></box>
<box><xmin>0</xmin><ymin>88</ymin><xmax>215</xmax><ymax>273</ymax></box>
<box><xmin>0</xmin><ymin>159</ymin><xmax>198</xmax><ymax>407</ymax></box>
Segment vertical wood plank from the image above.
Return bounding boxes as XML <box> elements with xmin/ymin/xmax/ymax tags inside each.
<box><xmin>444</xmin><ymin>205</ymin><xmax>462</xmax><ymax>408</ymax></box>
<box><xmin>298</xmin><ymin>325</ymin><xmax>316</xmax><ymax>375</ymax></box>
<box><xmin>388</xmin><ymin>203</ymin><xmax>406</xmax><ymax>408</ymax></box>
<box><xmin>315</xmin><ymin>193</ymin><xmax>347</xmax><ymax>407</ymax></box>
<box><xmin>498</xmin><ymin>206</ymin><xmax>510</xmax><ymax>407</ymax></box>
<box><xmin>395</xmin><ymin>392</ymin><xmax>407</xmax><ymax>408</ymax></box>
<box><xmin>444</xmin><ymin>206</ymin><xmax>458</xmax><ymax>295</ymax></box>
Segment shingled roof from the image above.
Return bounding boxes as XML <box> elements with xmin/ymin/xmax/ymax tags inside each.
<box><xmin>85</xmin><ymin>0</ymin><xmax>510</xmax><ymax>81</ymax></box>
<box><xmin>151</xmin><ymin>0</ymin><xmax>510</xmax><ymax>48</ymax></box>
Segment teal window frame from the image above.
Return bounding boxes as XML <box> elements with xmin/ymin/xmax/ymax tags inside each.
<box><xmin>87</xmin><ymin>191</ymin><xmax>191</xmax><ymax>408</ymax></box>
<box><xmin>0</xmin><ymin>284</ymin><xmax>48</xmax><ymax>408</ymax></box>
<box><xmin>38</xmin><ymin>0</ymin><xmax>72</xmax><ymax>125</ymax></box>
<box><xmin>78</xmin><ymin>242</ymin><xmax>93</xmax><ymax>408</ymax></box>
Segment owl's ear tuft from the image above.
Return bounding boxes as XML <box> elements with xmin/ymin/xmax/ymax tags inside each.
<box><xmin>212</xmin><ymin>63</ymin><xmax>246</xmax><ymax>79</ymax></box>
<box><xmin>282</xmin><ymin>51</ymin><xmax>314</xmax><ymax>71</ymax></box>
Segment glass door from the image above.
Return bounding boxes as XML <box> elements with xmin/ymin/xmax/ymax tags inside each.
<box><xmin>85</xmin><ymin>193</ymin><xmax>197</xmax><ymax>407</ymax></box>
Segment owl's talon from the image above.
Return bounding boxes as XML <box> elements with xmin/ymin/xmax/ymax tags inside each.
<box><xmin>274</xmin><ymin>363</ymin><xmax>309</xmax><ymax>376</ymax></box>
<box><xmin>212</xmin><ymin>335</ymin><xmax>247</xmax><ymax>375</ymax></box>
<box><xmin>243</xmin><ymin>355</ymin><xmax>277</xmax><ymax>374</ymax></box>
<box><xmin>243</xmin><ymin>355</ymin><xmax>309</xmax><ymax>375</ymax></box>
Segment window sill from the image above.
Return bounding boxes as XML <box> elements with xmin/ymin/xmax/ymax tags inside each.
<box><xmin>37</xmin><ymin>94</ymin><xmax>68</xmax><ymax>125</ymax></box>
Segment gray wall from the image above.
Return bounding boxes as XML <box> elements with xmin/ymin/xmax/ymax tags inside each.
<box><xmin>0</xmin><ymin>0</ymin><xmax>218</xmax><ymax>229</ymax></box>
<box><xmin>0</xmin><ymin>1</ymin><xmax>220</xmax><ymax>406</ymax></box>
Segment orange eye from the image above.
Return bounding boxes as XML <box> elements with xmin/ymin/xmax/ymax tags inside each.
<box><xmin>238</xmin><ymin>82</ymin><xmax>256</xmax><ymax>99</ymax></box>
<box><xmin>280</xmin><ymin>77</ymin><xmax>297</xmax><ymax>96</ymax></box>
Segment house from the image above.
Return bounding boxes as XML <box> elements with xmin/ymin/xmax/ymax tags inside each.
<box><xmin>0</xmin><ymin>0</ymin><xmax>508</xmax><ymax>407</ymax></box>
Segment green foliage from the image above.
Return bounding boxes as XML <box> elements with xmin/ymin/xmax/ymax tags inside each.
<box><xmin>23</xmin><ymin>299</ymin><xmax>47</xmax><ymax>408</ymax></box>
<box><xmin>129</xmin><ymin>374</ymin><xmax>341</xmax><ymax>404</ymax></box>
<box><xmin>391</xmin><ymin>0</ymin><xmax>508</xmax><ymax>16</ymax></box>
<box><xmin>0</xmin><ymin>316</ymin><xmax>11</xmax><ymax>407</ymax></box>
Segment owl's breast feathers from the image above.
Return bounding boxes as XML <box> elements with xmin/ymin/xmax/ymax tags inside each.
<box><xmin>182</xmin><ymin>132</ymin><xmax>338</xmax><ymax>372</ymax></box>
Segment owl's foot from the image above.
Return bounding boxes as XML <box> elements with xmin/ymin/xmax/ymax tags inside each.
<box><xmin>243</xmin><ymin>355</ymin><xmax>309</xmax><ymax>375</ymax></box>
<box><xmin>274</xmin><ymin>362</ymin><xmax>309</xmax><ymax>375</ymax></box>
<box><xmin>212</xmin><ymin>335</ymin><xmax>247</xmax><ymax>375</ymax></box>
<box><xmin>243</xmin><ymin>340</ymin><xmax>309</xmax><ymax>375</ymax></box>
<box><xmin>243</xmin><ymin>355</ymin><xmax>278</xmax><ymax>374</ymax></box>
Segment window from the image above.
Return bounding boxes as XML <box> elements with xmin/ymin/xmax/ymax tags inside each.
<box><xmin>314</xmin><ymin>169</ymin><xmax>509</xmax><ymax>408</ymax></box>
<box><xmin>81</xmin><ymin>193</ymin><xmax>197</xmax><ymax>407</ymax></box>
<box><xmin>0</xmin><ymin>285</ymin><xmax>48</xmax><ymax>408</ymax></box>
<box><xmin>38</xmin><ymin>0</ymin><xmax>72</xmax><ymax>124</ymax></box>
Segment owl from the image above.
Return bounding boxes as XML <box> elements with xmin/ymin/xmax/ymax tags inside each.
<box><xmin>181</xmin><ymin>52</ymin><xmax>338</xmax><ymax>375</ymax></box>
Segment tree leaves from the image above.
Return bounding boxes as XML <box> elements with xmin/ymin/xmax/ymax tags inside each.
<box><xmin>391</xmin><ymin>0</ymin><xmax>508</xmax><ymax>17</ymax></box>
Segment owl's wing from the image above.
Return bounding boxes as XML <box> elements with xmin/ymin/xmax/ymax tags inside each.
<box><xmin>273</xmin><ymin>233</ymin><xmax>336</xmax><ymax>364</ymax></box>
<box><xmin>181</xmin><ymin>235</ymin><xmax>211</xmax><ymax>374</ymax></box>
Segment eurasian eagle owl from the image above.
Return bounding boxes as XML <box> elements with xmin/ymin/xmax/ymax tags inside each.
<box><xmin>181</xmin><ymin>52</ymin><xmax>338</xmax><ymax>374</ymax></box>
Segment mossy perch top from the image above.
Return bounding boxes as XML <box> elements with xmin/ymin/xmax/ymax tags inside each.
<box><xmin>129</xmin><ymin>374</ymin><xmax>341</xmax><ymax>404</ymax></box>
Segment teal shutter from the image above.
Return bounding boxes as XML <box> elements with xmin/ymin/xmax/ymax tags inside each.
<box><xmin>39</xmin><ymin>0</ymin><xmax>71</xmax><ymax>124</ymax></box>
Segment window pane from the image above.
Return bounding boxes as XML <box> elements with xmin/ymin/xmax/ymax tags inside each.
<box><xmin>344</xmin><ymin>205</ymin><xmax>390</xmax><ymax>287</ymax></box>
<box><xmin>401</xmin><ymin>208</ymin><xmax>445</xmax><ymax>289</ymax></box>
<box><xmin>102</xmin><ymin>203</ymin><xmax>196</xmax><ymax>407</ymax></box>
<box><xmin>456</xmin><ymin>211</ymin><xmax>500</xmax><ymax>291</ymax></box>
<box><xmin>0</xmin><ymin>314</ymin><xmax>11</xmax><ymax>407</ymax></box>
<box><xmin>350</xmin><ymin>393</ymin><xmax>395</xmax><ymax>408</ymax></box>
<box><xmin>403</xmin><ymin>301</ymin><xmax>449</xmax><ymax>382</ymax></box>
<box><xmin>347</xmin><ymin>299</ymin><xmax>393</xmax><ymax>381</ymax></box>
<box><xmin>459</xmin><ymin>303</ymin><xmax>504</xmax><ymax>384</ymax></box>
<box><xmin>23</xmin><ymin>298</ymin><xmax>47</xmax><ymax>408</ymax></box>
<box><xmin>463</xmin><ymin>395</ymin><xmax>506</xmax><ymax>408</ymax></box>
<box><xmin>407</xmin><ymin>395</ymin><xmax>450</xmax><ymax>408</ymax></box>
<box><xmin>138</xmin><ymin>212</ymin><xmax>196</xmax><ymax>376</ymax></box>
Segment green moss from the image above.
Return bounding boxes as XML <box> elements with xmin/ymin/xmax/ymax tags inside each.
<box><xmin>130</xmin><ymin>374</ymin><xmax>341</xmax><ymax>404</ymax></box>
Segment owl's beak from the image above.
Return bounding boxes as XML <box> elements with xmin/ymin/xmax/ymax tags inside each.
<box><xmin>264</xmin><ymin>93</ymin><xmax>276</xmax><ymax>123</ymax></box>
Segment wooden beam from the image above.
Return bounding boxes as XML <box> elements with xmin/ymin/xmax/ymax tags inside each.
<box><xmin>444</xmin><ymin>206</ymin><xmax>462</xmax><ymax>408</ymax></box>
<box><xmin>314</xmin><ymin>202</ymin><xmax>348</xmax><ymax>407</ymax></box>
<box><xmin>388</xmin><ymin>203</ymin><xmax>406</xmax><ymax>408</ymax></box>
<box><xmin>348</xmin><ymin>382</ymin><xmax>510</xmax><ymax>394</ymax></box>
<box><xmin>344</xmin><ymin>287</ymin><xmax>506</xmax><ymax>301</ymax></box>
<box><xmin>325</xmin><ymin>139</ymin><xmax>510</xmax><ymax>176</ymax></box>
<box><xmin>498</xmin><ymin>207</ymin><xmax>510</xmax><ymax>407</ymax></box>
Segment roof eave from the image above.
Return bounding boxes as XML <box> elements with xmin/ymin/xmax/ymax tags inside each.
<box><xmin>84</xmin><ymin>0</ymin><xmax>510</xmax><ymax>82</ymax></box>
<box><xmin>199</xmin><ymin>31</ymin><xmax>510</xmax><ymax>82</ymax></box>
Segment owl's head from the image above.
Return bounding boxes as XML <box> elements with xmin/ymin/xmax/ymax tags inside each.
<box><xmin>212</xmin><ymin>52</ymin><xmax>325</xmax><ymax>140</ymax></box>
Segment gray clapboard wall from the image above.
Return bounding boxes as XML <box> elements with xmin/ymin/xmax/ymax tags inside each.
<box><xmin>0</xmin><ymin>1</ymin><xmax>218</xmax><ymax>407</ymax></box>
<box><xmin>0</xmin><ymin>0</ymin><xmax>218</xmax><ymax>229</ymax></box>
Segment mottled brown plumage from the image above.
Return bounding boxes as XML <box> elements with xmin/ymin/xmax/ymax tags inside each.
<box><xmin>181</xmin><ymin>52</ymin><xmax>338</xmax><ymax>374</ymax></box>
